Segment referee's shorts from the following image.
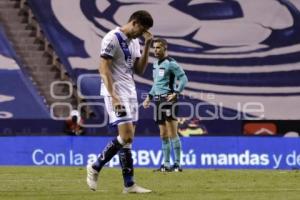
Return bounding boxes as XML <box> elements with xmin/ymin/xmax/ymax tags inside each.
<box><xmin>154</xmin><ymin>94</ymin><xmax>178</xmax><ymax>125</ymax></box>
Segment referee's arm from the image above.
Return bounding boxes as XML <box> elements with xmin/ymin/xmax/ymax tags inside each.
<box><xmin>171</xmin><ymin>62</ymin><xmax>188</xmax><ymax>93</ymax></box>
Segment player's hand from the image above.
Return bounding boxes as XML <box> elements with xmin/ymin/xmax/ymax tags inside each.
<box><xmin>114</xmin><ymin>105</ymin><xmax>127</xmax><ymax>117</ymax></box>
<box><xmin>112</xmin><ymin>97</ymin><xmax>127</xmax><ymax>117</ymax></box>
<box><xmin>143</xmin><ymin>31</ymin><xmax>153</xmax><ymax>44</ymax></box>
<box><xmin>112</xmin><ymin>97</ymin><xmax>121</xmax><ymax>108</ymax></box>
<box><xmin>167</xmin><ymin>93</ymin><xmax>177</xmax><ymax>102</ymax></box>
<box><xmin>143</xmin><ymin>97</ymin><xmax>151</xmax><ymax>109</ymax></box>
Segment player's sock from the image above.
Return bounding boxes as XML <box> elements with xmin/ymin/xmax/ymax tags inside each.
<box><xmin>119</xmin><ymin>145</ymin><xmax>135</xmax><ymax>187</ymax></box>
<box><xmin>92</xmin><ymin>136</ymin><xmax>124</xmax><ymax>172</ymax></box>
<box><xmin>171</xmin><ymin>135</ymin><xmax>182</xmax><ymax>166</ymax></box>
<box><xmin>162</xmin><ymin>138</ymin><xmax>171</xmax><ymax>167</ymax></box>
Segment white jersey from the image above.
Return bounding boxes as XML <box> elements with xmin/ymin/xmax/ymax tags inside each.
<box><xmin>100</xmin><ymin>27</ymin><xmax>141</xmax><ymax>99</ymax></box>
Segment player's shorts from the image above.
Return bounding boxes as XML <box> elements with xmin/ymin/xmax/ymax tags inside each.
<box><xmin>154</xmin><ymin>94</ymin><xmax>178</xmax><ymax>125</ymax></box>
<box><xmin>104</xmin><ymin>96</ymin><xmax>138</xmax><ymax>126</ymax></box>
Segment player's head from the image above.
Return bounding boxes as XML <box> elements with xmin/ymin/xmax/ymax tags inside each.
<box><xmin>153</xmin><ymin>38</ymin><xmax>168</xmax><ymax>59</ymax></box>
<box><xmin>128</xmin><ymin>10</ymin><xmax>153</xmax><ymax>38</ymax></box>
<box><xmin>128</xmin><ymin>10</ymin><xmax>153</xmax><ymax>29</ymax></box>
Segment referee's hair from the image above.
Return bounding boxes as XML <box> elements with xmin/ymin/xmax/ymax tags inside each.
<box><xmin>153</xmin><ymin>38</ymin><xmax>168</xmax><ymax>50</ymax></box>
<box><xmin>128</xmin><ymin>10</ymin><xmax>153</xmax><ymax>28</ymax></box>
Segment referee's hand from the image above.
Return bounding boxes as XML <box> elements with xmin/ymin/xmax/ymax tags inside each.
<box><xmin>112</xmin><ymin>97</ymin><xmax>121</xmax><ymax>108</ymax></box>
<box><xmin>143</xmin><ymin>97</ymin><xmax>151</xmax><ymax>109</ymax></box>
<box><xmin>167</xmin><ymin>93</ymin><xmax>177</xmax><ymax>102</ymax></box>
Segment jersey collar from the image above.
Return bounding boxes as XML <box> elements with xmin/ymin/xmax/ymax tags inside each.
<box><xmin>116</xmin><ymin>27</ymin><xmax>130</xmax><ymax>42</ymax></box>
<box><xmin>158</xmin><ymin>56</ymin><xmax>169</xmax><ymax>65</ymax></box>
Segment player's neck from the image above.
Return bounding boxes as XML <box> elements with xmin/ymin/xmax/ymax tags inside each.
<box><xmin>120</xmin><ymin>24</ymin><xmax>131</xmax><ymax>39</ymax></box>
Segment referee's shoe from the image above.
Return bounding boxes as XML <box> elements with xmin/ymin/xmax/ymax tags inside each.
<box><xmin>171</xmin><ymin>163</ymin><xmax>183</xmax><ymax>172</ymax></box>
<box><xmin>153</xmin><ymin>164</ymin><xmax>172</xmax><ymax>172</ymax></box>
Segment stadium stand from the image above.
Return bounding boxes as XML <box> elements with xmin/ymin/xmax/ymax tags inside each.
<box><xmin>0</xmin><ymin>0</ymin><xmax>79</xmax><ymax>112</ymax></box>
<box><xmin>0</xmin><ymin>24</ymin><xmax>65</xmax><ymax>134</ymax></box>
<box><xmin>0</xmin><ymin>25</ymin><xmax>49</xmax><ymax>119</ymax></box>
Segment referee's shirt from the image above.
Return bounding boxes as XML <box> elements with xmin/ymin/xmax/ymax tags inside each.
<box><xmin>149</xmin><ymin>57</ymin><xmax>188</xmax><ymax>96</ymax></box>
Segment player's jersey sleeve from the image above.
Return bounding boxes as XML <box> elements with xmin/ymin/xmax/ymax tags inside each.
<box><xmin>100</xmin><ymin>34</ymin><xmax>118</xmax><ymax>59</ymax></box>
<box><xmin>170</xmin><ymin>61</ymin><xmax>188</xmax><ymax>93</ymax></box>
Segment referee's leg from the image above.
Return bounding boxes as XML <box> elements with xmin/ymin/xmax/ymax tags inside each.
<box><xmin>166</xmin><ymin>101</ymin><xmax>183</xmax><ymax>171</ymax></box>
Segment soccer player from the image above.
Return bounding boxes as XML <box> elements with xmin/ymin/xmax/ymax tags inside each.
<box><xmin>86</xmin><ymin>10</ymin><xmax>153</xmax><ymax>193</ymax></box>
<box><xmin>143</xmin><ymin>38</ymin><xmax>188</xmax><ymax>172</ymax></box>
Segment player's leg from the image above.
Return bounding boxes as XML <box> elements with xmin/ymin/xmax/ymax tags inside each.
<box><xmin>87</xmin><ymin>137</ymin><xmax>125</xmax><ymax>191</ymax></box>
<box><xmin>90</xmin><ymin>96</ymin><xmax>128</xmax><ymax>171</ymax></box>
<box><xmin>118</xmin><ymin>122</ymin><xmax>135</xmax><ymax>188</ymax></box>
<box><xmin>120</xmin><ymin>128</ymin><xmax>152</xmax><ymax>193</ymax></box>
<box><xmin>86</xmin><ymin>134</ymin><xmax>125</xmax><ymax>190</ymax></box>
<box><xmin>91</xmin><ymin>135</ymin><xmax>125</xmax><ymax>172</ymax></box>
<box><xmin>118</xmin><ymin>98</ymin><xmax>151</xmax><ymax>193</ymax></box>
<box><xmin>87</xmin><ymin>96</ymin><xmax>127</xmax><ymax>190</ymax></box>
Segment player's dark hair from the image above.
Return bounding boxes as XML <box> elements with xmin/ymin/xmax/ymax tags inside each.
<box><xmin>128</xmin><ymin>10</ymin><xmax>153</xmax><ymax>28</ymax></box>
<box><xmin>153</xmin><ymin>38</ymin><xmax>168</xmax><ymax>49</ymax></box>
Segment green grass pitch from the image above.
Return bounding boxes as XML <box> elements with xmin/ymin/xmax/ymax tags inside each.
<box><xmin>0</xmin><ymin>167</ymin><xmax>300</xmax><ymax>200</ymax></box>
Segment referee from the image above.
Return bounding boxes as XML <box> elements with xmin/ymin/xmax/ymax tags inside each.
<box><xmin>143</xmin><ymin>38</ymin><xmax>188</xmax><ymax>172</ymax></box>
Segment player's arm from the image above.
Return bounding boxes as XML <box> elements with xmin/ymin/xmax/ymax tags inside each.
<box><xmin>99</xmin><ymin>35</ymin><xmax>122</xmax><ymax>106</ymax></box>
<box><xmin>134</xmin><ymin>31</ymin><xmax>153</xmax><ymax>75</ymax></box>
<box><xmin>143</xmin><ymin>85</ymin><xmax>155</xmax><ymax>108</ymax></box>
<box><xmin>99</xmin><ymin>58</ymin><xmax>121</xmax><ymax>106</ymax></box>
